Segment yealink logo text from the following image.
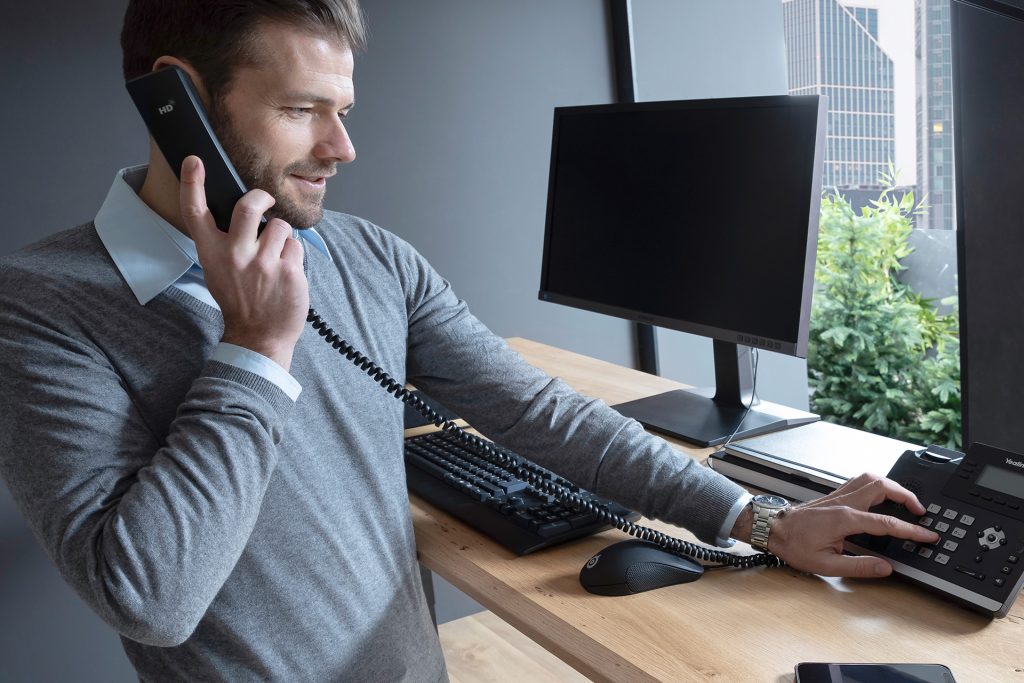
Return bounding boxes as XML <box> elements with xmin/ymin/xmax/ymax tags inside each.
<box><xmin>1005</xmin><ymin>458</ymin><xmax>1024</xmax><ymax>468</ymax></box>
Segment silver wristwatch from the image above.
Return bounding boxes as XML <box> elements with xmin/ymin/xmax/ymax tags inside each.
<box><xmin>749</xmin><ymin>494</ymin><xmax>790</xmax><ymax>552</ymax></box>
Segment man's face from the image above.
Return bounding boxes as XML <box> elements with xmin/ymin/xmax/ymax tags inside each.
<box><xmin>209</xmin><ymin>21</ymin><xmax>356</xmax><ymax>228</ymax></box>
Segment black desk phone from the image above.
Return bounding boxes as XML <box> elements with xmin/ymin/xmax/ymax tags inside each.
<box><xmin>845</xmin><ymin>442</ymin><xmax>1024</xmax><ymax>617</ymax></box>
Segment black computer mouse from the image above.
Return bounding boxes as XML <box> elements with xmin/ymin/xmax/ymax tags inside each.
<box><xmin>579</xmin><ymin>539</ymin><xmax>705</xmax><ymax>596</ymax></box>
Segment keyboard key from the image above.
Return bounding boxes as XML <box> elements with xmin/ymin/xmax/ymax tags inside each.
<box><xmin>475</xmin><ymin>480</ymin><xmax>505</xmax><ymax>498</ymax></box>
<box><xmin>499</xmin><ymin>479</ymin><xmax>529</xmax><ymax>495</ymax></box>
<box><xmin>410</xmin><ymin>456</ymin><xmax>451</xmax><ymax>481</ymax></box>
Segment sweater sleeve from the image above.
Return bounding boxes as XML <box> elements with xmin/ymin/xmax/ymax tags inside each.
<box><xmin>0</xmin><ymin>299</ymin><xmax>295</xmax><ymax>647</ymax></box>
<box><xmin>395</xmin><ymin>242</ymin><xmax>748</xmax><ymax>545</ymax></box>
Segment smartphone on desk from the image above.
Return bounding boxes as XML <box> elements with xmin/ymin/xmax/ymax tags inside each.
<box><xmin>795</xmin><ymin>662</ymin><xmax>956</xmax><ymax>683</ymax></box>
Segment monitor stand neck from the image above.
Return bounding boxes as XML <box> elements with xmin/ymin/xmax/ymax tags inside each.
<box><xmin>712</xmin><ymin>340</ymin><xmax>755</xmax><ymax>407</ymax></box>
<box><xmin>612</xmin><ymin>340</ymin><xmax>817</xmax><ymax>447</ymax></box>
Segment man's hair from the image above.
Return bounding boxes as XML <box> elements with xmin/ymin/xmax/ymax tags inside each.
<box><xmin>121</xmin><ymin>0</ymin><xmax>367</xmax><ymax>98</ymax></box>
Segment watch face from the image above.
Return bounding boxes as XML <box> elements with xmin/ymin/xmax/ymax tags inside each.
<box><xmin>754</xmin><ymin>494</ymin><xmax>789</xmax><ymax>509</ymax></box>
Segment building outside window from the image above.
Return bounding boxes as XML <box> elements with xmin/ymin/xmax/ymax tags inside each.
<box><xmin>782</xmin><ymin>0</ymin><xmax>961</xmax><ymax>447</ymax></box>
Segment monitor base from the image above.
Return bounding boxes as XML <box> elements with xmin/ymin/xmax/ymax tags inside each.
<box><xmin>613</xmin><ymin>388</ymin><xmax>818</xmax><ymax>447</ymax></box>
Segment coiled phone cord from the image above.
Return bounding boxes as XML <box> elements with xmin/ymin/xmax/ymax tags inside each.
<box><xmin>308</xmin><ymin>308</ymin><xmax>784</xmax><ymax>570</ymax></box>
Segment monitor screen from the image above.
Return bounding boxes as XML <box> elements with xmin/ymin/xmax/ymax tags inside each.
<box><xmin>539</xmin><ymin>95</ymin><xmax>825</xmax><ymax>358</ymax></box>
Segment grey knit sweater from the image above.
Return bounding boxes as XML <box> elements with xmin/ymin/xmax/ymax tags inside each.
<box><xmin>0</xmin><ymin>211</ymin><xmax>746</xmax><ymax>681</ymax></box>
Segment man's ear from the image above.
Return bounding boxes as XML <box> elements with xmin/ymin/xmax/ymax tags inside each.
<box><xmin>150</xmin><ymin>56</ymin><xmax>212</xmax><ymax>109</ymax></box>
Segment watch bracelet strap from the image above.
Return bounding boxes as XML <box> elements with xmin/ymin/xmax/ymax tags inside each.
<box><xmin>750</xmin><ymin>505</ymin><xmax>786</xmax><ymax>551</ymax></box>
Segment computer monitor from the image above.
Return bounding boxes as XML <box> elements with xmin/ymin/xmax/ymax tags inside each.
<box><xmin>538</xmin><ymin>95</ymin><xmax>827</xmax><ymax>446</ymax></box>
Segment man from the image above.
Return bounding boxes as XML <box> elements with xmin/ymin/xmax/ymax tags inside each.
<box><xmin>0</xmin><ymin>1</ymin><xmax>938</xmax><ymax>681</ymax></box>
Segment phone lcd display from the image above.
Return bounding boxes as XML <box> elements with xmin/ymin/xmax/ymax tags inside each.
<box><xmin>975</xmin><ymin>464</ymin><xmax>1024</xmax><ymax>499</ymax></box>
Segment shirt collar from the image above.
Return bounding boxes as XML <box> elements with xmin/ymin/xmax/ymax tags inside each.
<box><xmin>94</xmin><ymin>165</ymin><xmax>333</xmax><ymax>305</ymax></box>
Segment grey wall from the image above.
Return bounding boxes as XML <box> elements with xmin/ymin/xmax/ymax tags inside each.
<box><xmin>335</xmin><ymin>0</ymin><xmax>632</xmax><ymax>365</ymax></box>
<box><xmin>0</xmin><ymin>1</ymin><xmax>788</xmax><ymax>679</ymax></box>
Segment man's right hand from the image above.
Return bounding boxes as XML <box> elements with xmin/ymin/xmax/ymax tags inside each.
<box><xmin>762</xmin><ymin>473</ymin><xmax>940</xmax><ymax>578</ymax></box>
<box><xmin>179</xmin><ymin>155</ymin><xmax>310</xmax><ymax>371</ymax></box>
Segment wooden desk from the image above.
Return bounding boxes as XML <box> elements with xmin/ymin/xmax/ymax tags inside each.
<box><xmin>411</xmin><ymin>338</ymin><xmax>1023</xmax><ymax>682</ymax></box>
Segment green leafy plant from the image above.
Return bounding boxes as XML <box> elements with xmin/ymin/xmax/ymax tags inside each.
<box><xmin>807</xmin><ymin>178</ymin><xmax>961</xmax><ymax>448</ymax></box>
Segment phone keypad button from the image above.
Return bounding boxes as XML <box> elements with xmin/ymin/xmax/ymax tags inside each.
<box><xmin>927</xmin><ymin>503</ymin><xmax>942</xmax><ymax>514</ymax></box>
<box><xmin>934</xmin><ymin>521</ymin><xmax>950</xmax><ymax>533</ymax></box>
<box><xmin>1009</xmin><ymin>555</ymin><xmax>1019</xmax><ymax>564</ymax></box>
<box><xmin>935</xmin><ymin>553</ymin><xmax>951</xmax><ymax>565</ymax></box>
<box><xmin>918</xmin><ymin>547</ymin><xmax>935</xmax><ymax>559</ymax></box>
<box><xmin>901</xmin><ymin>541</ymin><xmax>917</xmax><ymax>553</ymax></box>
<box><xmin>952</xmin><ymin>527</ymin><xmax>967</xmax><ymax>539</ymax></box>
<box><xmin>942</xmin><ymin>509</ymin><xmax>958</xmax><ymax>520</ymax></box>
<box><xmin>995</xmin><ymin>577</ymin><xmax>1006</xmax><ymax>587</ymax></box>
<box><xmin>959</xmin><ymin>514</ymin><xmax>975</xmax><ymax>526</ymax></box>
<box><xmin>942</xmin><ymin>540</ymin><xmax>959</xmax><ymax>552</ymax></box>
<box><xmin>919</xmin><ymin>516</ymin><xmax>934</xmax><ymax>528</ymax></box>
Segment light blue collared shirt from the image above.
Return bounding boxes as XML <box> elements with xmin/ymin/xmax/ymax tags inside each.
<box><xmin>94</xmin><ymin>165</ymin><xmax>333</xmax><ymax>402</ymax></box>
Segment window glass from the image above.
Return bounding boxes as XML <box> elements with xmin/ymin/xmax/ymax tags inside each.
<box><xmin>782</xmin><ymin>0</ymin><xmax>961</xmax><ymax>448</ymax></box>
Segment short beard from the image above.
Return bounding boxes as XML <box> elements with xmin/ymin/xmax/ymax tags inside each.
<box><xmin>208</xmin><ymin>98</ymin><xmax>332</xmax><ymax>229</ymax></box>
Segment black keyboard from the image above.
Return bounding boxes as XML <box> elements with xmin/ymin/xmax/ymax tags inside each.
<box><xmin>404</xmin><ymin>430</ymin><xmax>639</xmax><ymax>555</ymax></box>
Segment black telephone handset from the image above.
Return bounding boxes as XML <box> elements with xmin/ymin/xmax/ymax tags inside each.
<box><xmin>845</xmin><ymin>442</ymin><xmax>1024</xmax><ymax>617</ymax></box>
<box><xmin>126</xmin><ymin>65</ymin><xmax>252</xmax><ymax>231</ymax></box>
<box><xmin>125</xmin><ymin>66</ymin><xmax>783</xmax><ymax>582</ymax></box>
